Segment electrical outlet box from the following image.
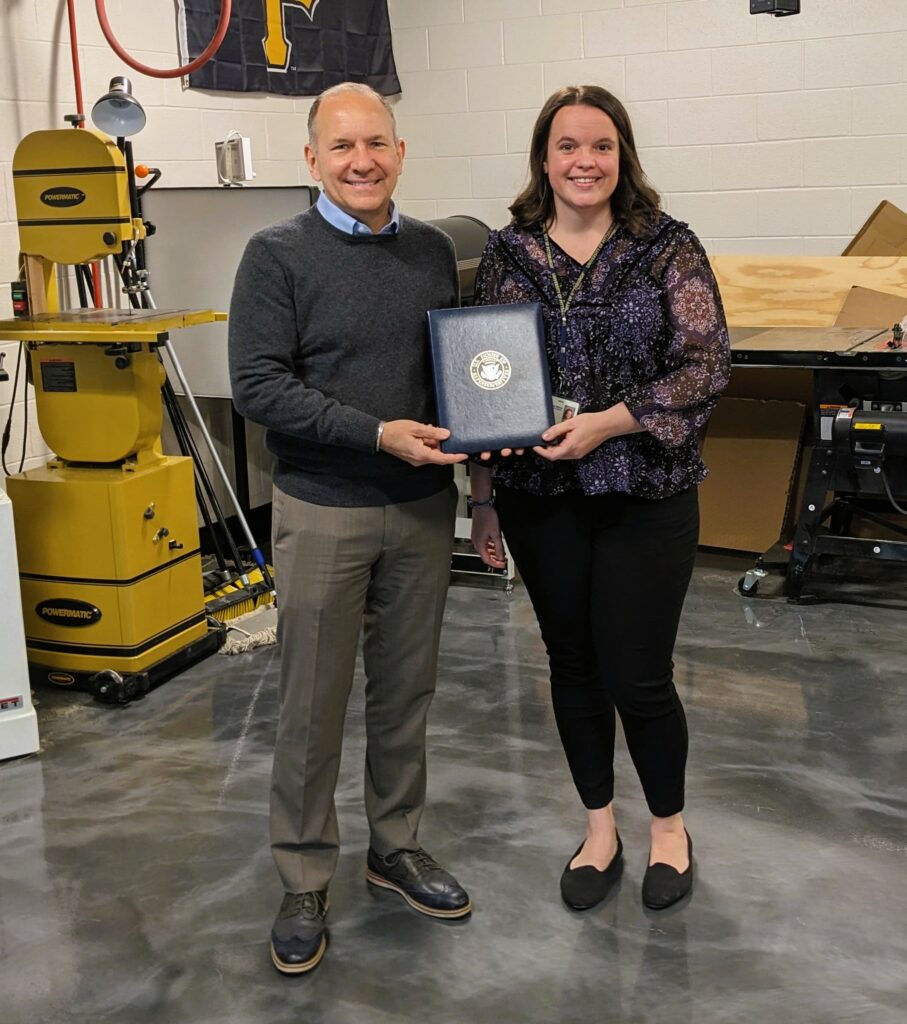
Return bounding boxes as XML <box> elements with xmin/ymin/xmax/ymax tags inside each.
<box><xmin>215</xmin><ymin>135</ymin><xmax>256</xmax><ymax>186</ymax></box>
<box><xmin>750</xmin><ymin>0</ymin><xmax>799</xmax><ymax>14</ymax></box>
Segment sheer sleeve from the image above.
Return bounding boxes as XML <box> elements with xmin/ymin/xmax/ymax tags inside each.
<box><xmin>473</xmin><ymin>232</ymin><xmax>506</xmax><ymax>307</ymax></box>
<box><xmin>623</xmin><ymin>231</ymin><xmax>731</xmax><ymax>447</ymax></box>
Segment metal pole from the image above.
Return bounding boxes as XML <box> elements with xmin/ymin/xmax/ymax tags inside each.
<box><xmin>145</xmin><ymin>289</ymin><xmax>271</xmax><ymax>591</ymax></box>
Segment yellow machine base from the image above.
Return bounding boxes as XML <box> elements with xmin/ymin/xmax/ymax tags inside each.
<box><xmin>6</xmin><ymin>456</ymin><xmax>223</xmax><ymax>701</ymax></box>
<box><xmin>27</xmin><ymin>626</ymin><xmax>224</xmax><ymax>703</ymax></box>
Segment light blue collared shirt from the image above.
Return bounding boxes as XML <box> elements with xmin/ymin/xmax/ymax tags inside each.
<box><xmin>315</xmin><ymin>189</ymin><xmax>400</xmax><ymax>237</ymax></box>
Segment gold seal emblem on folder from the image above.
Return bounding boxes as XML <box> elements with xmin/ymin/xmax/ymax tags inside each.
<box><xmin>470</xmin><ymin>350</ymin><xmax>512</xmax><ymax>391</ymax></box>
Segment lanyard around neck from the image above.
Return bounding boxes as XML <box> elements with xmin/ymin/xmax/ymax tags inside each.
<box><xmin>542</xmin><ymin>221</ymin><xmax>616</xmax><ymax>327</ymax></box>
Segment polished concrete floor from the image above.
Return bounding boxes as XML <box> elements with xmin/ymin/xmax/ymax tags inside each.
<box><xmin>2</xmin><ymin>554</ymin><xmax>906</xmax><ymax>1024</ymax></box>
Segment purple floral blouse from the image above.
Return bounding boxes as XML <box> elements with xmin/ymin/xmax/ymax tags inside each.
<box><xmin>473</xmin><ymin>213</ymin><xmax>731</xmax><ymax>499</ymax></box>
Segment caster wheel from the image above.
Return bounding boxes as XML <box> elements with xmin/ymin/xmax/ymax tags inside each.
<box><xmin>738</xmin><ymin>575</ymin><xmax>759</xmax><ymax>596</ymax></box>
<box><xmin>91</xmin><ymin>670</ymin><xmax>126</xmax><ymax>703</ymax></box>
<box><xmin>90</xmin><ymin>670</ymin><xmax>150</xmax><ymax>704</ymax></box>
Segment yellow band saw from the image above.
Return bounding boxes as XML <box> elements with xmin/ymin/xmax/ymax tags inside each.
<box><xmin>0</xmin><ymin>124</ymin><xmax>226</xmax><ymax>703</ymax></box>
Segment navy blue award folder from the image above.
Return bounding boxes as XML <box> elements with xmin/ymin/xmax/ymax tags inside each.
<box><xmin>427</xmin><ymin>302</ymin><xmax>554</xmax><ymax>454</ymax></box>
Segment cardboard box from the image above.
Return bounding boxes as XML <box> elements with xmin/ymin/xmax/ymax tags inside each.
<box><xmin>723</xmin><ymin>366</ymin><xmax>813</xmax><ymax>404</ymax></box>
<box><xmin>699</xmin><ymin>398</ymin><xmax>806</xmax><ymax>553</ymax></box>
<box><xmin>843</xmin><ymin>202</ymin><xmax>907</xmax><ymax>257</ymax></box>
<box><xmin>833</xmin><ymin>285</ymin><xmax>907</xmax><ymax>329</ymax></box>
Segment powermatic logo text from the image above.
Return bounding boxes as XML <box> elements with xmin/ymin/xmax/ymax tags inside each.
<box><xmin>48</xmin><ymin>673</ymin><xmax>76</xmax><ymax>687</ymax></box>
<box><xmin>36</xmin><ymin>599</ymin><xmax>102</xmax><ymax>627</ymax></box>
<box><xmin>40</xmin><ymin>187</ymin><xmax>87</xmax><ymax>208</ymax></box>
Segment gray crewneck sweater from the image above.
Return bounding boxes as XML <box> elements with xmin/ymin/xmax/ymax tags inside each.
<box><xmin>228</xmin><ymin>207</ymin><xmax>458</xmax><ymax>507</ymax></box>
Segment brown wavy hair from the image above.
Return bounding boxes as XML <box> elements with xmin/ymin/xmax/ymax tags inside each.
<box><xmin>510</xmin><ymin>85</ymin><xmax>661</xmax><ymax>237</ymax></box>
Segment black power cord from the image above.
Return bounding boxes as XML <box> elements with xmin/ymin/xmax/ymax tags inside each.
<box><xmin>1</xmin><ymin>342</ymin><xmax>29</xmax><ymax>476</ymax></box>
<box><xmin>880</xmin><ymin>468</ymin><xmax>907</xmax><ymax>517</ymax></box>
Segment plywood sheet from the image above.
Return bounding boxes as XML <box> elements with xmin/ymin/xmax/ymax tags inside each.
<box><xmin>710</xmin><ymin>256</ymin><xmax>907</xmax><ymax>327</ymax></box>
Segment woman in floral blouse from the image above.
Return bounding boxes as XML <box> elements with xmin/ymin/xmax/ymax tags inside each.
<box><xmin>470</xmin><ymin>86</ymin><xmax>730</xmax><ymax>912</ymax></box>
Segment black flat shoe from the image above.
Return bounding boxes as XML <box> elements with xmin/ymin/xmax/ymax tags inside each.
<box><xmin>560</xmin><ymin>832</ymin><xmax>623</xmax><ymax>910</ymax></box>
<box><xmin>642</xmin><ymin>830</ymin><xmax>693</xmax><ymax>910</ymax></box>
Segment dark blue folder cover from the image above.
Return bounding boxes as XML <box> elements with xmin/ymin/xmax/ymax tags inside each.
<box><xmin>427</xmin><ymin>302</ymin><xmax>554</xmax><ymax>454</ymax></box>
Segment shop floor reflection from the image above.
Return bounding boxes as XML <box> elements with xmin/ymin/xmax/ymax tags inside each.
<box><xmin>1</xmin><ymin>554</ymin><xmax>904</xmax><ymax>1024</ymax></box>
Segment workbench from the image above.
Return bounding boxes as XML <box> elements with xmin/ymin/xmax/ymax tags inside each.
<box><xmin>729</xmin><ymin>326</ymin><xmax>907</xmax><ymax>601</ymax></box>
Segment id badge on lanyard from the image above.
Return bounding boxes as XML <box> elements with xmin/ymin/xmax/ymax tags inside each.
<box><xmin>543</xmin><ymin>223</ymin><xmax>615</xmax><ymax>420</ymax></box>
<box><xmin>552</xmin><ymin>319</ymin><xmax>578</xmax><ymax>421</ymax></box>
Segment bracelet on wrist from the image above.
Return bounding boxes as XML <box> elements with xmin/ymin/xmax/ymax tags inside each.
<box><xmin>468</xmin><ymin>496</ymin><xmax>495</xmax><ymax>511</ymax></box>
<box><xmin>375</xmin><ymin>421</ymin><xmax>385</xmax><ymax>453</ymax></box>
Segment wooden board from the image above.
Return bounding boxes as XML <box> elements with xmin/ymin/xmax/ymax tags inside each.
<box><xmin>710</xmin><ymin>256</ymin><xmax>907</xmax><ymax>327</ymax></box>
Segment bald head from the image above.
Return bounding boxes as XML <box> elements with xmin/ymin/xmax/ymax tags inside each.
<box><xmin>307</xmin><ymin>83</ymin><xmax>397</xmax><ymax>152</ymax></box>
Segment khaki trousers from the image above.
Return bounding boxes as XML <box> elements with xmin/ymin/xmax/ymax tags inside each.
<box><xmin>269</xmin><ymin>483</ymin><xmax>457</xmax><ymax>894</ymax></box>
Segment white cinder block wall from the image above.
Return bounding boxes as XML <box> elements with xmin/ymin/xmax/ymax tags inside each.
<box><xmin>389</xmin><ymin>0</ymin><xmax>907</xmax><ymax>251</ymax></box>
<box><xmin>2</xmin><ymin>0</ymin><xmax>907</xmax><ymax>477</ymax></box>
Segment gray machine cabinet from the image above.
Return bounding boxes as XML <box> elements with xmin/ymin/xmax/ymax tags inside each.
<box><xmin>142</xmin><ymin>186</ymin><xmax>316</xmax><ymax>511</ymax></box>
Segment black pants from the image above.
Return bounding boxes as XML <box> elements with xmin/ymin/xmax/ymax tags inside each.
<box><xmin>496</xmin><ymin>485</ymin><xmax>699</xmax><ymax>818</ymax></box>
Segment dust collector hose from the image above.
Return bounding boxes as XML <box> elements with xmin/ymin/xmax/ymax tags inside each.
<box><xmin>95</xmin><ymin>0</ymin><xmax>231</xmax><ymax>79</ymax></box>
<box><xmin>66</xmin><ymin>0</ymin><xmax>85</xmax><ymax>118</ymax></box>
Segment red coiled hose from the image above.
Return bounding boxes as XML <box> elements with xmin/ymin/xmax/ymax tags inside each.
<box><xmin>94</xmin><ymin>0</ymin><xmax>232</xmax><ymax>79</ymax></box>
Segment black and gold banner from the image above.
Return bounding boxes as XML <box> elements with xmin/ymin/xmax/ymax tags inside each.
<box><xmin>178</xmin><ymin>0</ymin><xmax>400</xmax><ymax>96</ymax></box>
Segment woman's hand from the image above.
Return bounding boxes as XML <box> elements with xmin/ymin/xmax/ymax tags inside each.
<box><xmin>477</xmin><ymin>448</ymin><xmax>524</xmax><ymax>460</ymax></box>
<box><xmin>533</xmin><ymin>404</ymin><xmax>643</xmax><ymax>461</ymax></box>
<box><xmin>471</xmin><ymin>507</ymin><xmax>507</xmax><ymax>569</ymax></box>
<box><xmin>533</xmin><ymin>411</ymin><xmax>610</xmax><ymax>461</ymax></box>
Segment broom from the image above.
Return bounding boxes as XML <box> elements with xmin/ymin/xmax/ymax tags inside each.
<box><xmin>204</xmin><ymin>565</ymin><xmax>275</xmax><ymax>622</ymax></box>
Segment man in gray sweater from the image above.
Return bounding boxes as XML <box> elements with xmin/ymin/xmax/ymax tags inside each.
<box><xmin>228</xmin><ymin>83</ymin><xmax>470</xmax><ymax>975</ymax></box>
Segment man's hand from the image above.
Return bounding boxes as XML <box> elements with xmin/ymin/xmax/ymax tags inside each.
<box><xmin>471</xmin><ymin>507</ymin><xmax>507</xmax><ymax>569</ymax></box>
<box><xmin>380</xmin><ymin>420</ymin><xmax>468</xmax><ymax>466</ymax></box>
